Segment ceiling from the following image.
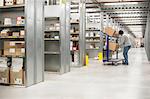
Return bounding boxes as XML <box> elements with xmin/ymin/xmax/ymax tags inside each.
<box><xmin>86</xmin><ymin>0</ymin><xmax>150</xmax><ymax>38</ymax></box>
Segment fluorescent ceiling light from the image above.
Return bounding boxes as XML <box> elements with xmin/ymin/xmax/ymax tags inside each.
<box><xmin>104</xmin><ymin>2</ymin><xmax>139</xmax><ymax>5</ymax></box>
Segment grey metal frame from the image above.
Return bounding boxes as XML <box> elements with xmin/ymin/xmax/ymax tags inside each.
<box><xmin>25</xmin><ymin>0</ymin><xmax>44</xmax><ymax>87</ymax></box>
<box><xmin>79</xmin><ymin>0</ymin><xmax>86</xmax><ymax>66</ymax></box>
<box><xmin>44</xmin><ymin>4</ymin><xmax>70</xmax><ymax>74</ymax></box>
<box><xmin>145</xmin><ymin>2</ymin><xmax>150</xmax><ymax>61</ymax></box>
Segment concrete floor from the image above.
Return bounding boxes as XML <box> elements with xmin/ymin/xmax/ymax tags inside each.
<box><xmin>0</xmin><ymin>48</ymin><xmax>150</xmax><ymax>99</ymax></box>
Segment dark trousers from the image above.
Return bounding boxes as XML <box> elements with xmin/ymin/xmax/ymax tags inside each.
<box><xmin>123</xmin><ymin>46</ymin><xmax>131</xmax><ymax>64</ymax></box>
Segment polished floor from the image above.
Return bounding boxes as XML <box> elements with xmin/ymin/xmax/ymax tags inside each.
<box><xmin>0</xmin><ymin>48</ymin><xmax>150</xmax><ymax>99</ymax></box>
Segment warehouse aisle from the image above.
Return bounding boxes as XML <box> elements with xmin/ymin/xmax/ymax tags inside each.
<box><xmin>0</xmin><ymin>48</ymin><xmax>150</xmax><ymax>99</ymax></box>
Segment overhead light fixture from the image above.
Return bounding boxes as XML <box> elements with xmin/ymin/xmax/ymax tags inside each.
<box><xmin>104</xmin><ymin>2</ymin><xmax>139</xmax><ymax>6</ymax></box>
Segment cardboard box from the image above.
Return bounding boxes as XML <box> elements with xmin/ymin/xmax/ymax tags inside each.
<box><xmin>4</xmin><ymin>18</ymin><xmax>12</xmax><ymax>25</ymax></box>
<box><xmin>10</xmin><ymin>58</ymin><xmax>24</xmax><ymax>85</ymax></box>
<box><xmin>12</xmin><ymin>32</ymin><xmax>20</xmax><ymax>37</ymax></box>
<box><xmin>104</xmin><ymin>27</ymin><xmax>116</xmax><ymax>36</ymax></box>
<box><xmin>16</xmin><ymin>0</ymin><xmax>24</xmax><ymax>4</ymax></box>
<box><xmin>0</xmin><ymin>0</ymin><xmax>4</xmax><ymax>6</ymax></box>
<box><xmin>20</xmin><ymin>30</ymin><xmax>25</xmax><ymax>37</ymax></box>
<box><xmin>109</xmin><ymin>42</ymin><xmax>119</xmax><ymax>51</ymax></box>
<box><xmin>16</xmin><ymin>48</ymin><xmax>25</xmax><ymax>56</ymax></box>
<box><xmin>0</xmin><ymin>67</ymin><xmax>9</xmax><ymax>84</ymax></box>
<box><xmin>4</xmin><ymin>41</ymin><xmax>25</xmax><ymax>49</ymax></box>
<box><xmin>5</xmin><ymin>0</ymin><xmax>16</xmax><ymax>6</ymax></box>
<box><xmin>4</xmin><ymin>48</ymin><xmax>25</xmax><ymax>56</ymax></box>
<box><xmin>10</xmin><ymin>69</ymin><xmax>24</xmax><ymax>85</ymax></box>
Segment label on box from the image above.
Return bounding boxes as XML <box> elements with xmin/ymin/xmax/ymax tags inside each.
<box><xmin>20</xmin><ymin>30</ymin><xmax>25</xmax><ymax>36</ymax></box>
<box><xmin>9</xmin><ymin>42</ymin><xmax>15</xmax><ymax>46</ymax></box>
<box><xmin>21</xmin><ymin>48</ymin><xmax>25</xmax><ymax>53</ymax></box>
<box><xmin>9</xmin><ymin>48</ymin><xmax>15</xmax><ymax>53</ymax></box>
<box><xmin>14</xmin><ymin>78</ymin><xmax>22</xmax><ymax>85</ymax></box>
<box><xmin>16</xmin><ymin>0</ymin><xmax>24</xmax><ymax>4</ymax></box>
<box><xmin>0</xmin><ymin>78</ymin><xmax>7</xmax><ymax>83</ymax></box>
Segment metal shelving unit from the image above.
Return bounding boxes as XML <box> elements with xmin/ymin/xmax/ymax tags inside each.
<box><xmin>85</xmin><ymin>11</ymin><xmax>102</xmax><ymax>58</ymax></box>
<box><xmin>44</xmin><ymin>5</ymin><xmax>70</xmax><ymax>74</ymax></box>
<box><xmin>70</xmin><ymin>0</ymin><xmax>86</xmax><ymax>66</ymax></box>
<box><xmin>0</xmin><ymin>0</ymin><xmax>44</xmax><ymax>87</ymax></box>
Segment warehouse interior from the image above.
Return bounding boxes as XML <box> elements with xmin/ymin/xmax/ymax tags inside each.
<box><xmin>0</xmin><ymin>0</ymin><xmax>150</xmax><ymax>99</ymax></box>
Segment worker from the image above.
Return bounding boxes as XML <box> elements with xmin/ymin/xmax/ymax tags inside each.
<box><xmin>118</xmin><ymin>30</ymin><xmax>132</xmax><ymax>65</ymax></box>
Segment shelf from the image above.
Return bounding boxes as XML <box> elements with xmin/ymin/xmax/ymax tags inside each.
<box><xmin>45</xmin><ymin>30</ymin><xmax>60</xmax><ymax>32</ymax></box>
<box><xmin>44</xmin><ymin>38</ymin><xmax>60</xmax><ymax>41</ymax></box>
<box><xmin>86</xmin><ymin>30</ymin><xmax>100</xmax><ymax>31</ymax></box>
<box><xmin>71</xmin><ymin>39</ymin><xmax>79</xmax><ymax>42</ymax></box>
<box><xmin>71</xmin><ymin>50</ymin><xmax>79</xmax><ymax>52</ymax></box>
<box><xmin>44</xmin><ymin>51</ymin><xmax>60</xmax><ymax>55</ymax></box>
<box><xmin>70</xmin><ymin>22</ymin><xmax>79</xmax><ymax>24</ymax></box>
<box><xmin>0</xmin><ymin>55</ymin><xmax>25</xmax><ymax>58</ymax></box>
<box><xmin>70</xmin><ymin>33</ymin><xmax>79</xmax><ymax>35</ymax></box>
<box><xmin>86</xmin><ymin>41</ymin><xmax>100</xmax><ymax>43</ymax></box>
<box><xmin>0</xmin><ymin>25</ymin><xmax>25</xmax><ymax>28</ymax></box>
<box><xmin>86</xmin><ymin>48</ymin><xmax>99</xmax><ymax>50</ymax></box>
<box><xmin>0</xmin><ymin>5</ymin><xmax>25</xmax><ymax>9</ymax></box>
<box><xmin>86</xmin><ymin>36</ymin><xmax>100</xmax><ymax>38</ymax></box>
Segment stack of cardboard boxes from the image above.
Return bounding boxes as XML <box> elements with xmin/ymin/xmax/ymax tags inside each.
<box><xmin>0</xmin><ymin>57</ymin><xmax>24</xmax><ymax>85</ymax></box>
<box><xmin>4</xmin><ymin>41</ymin><xmax>25</xmax><ymax>56</ymax></box>
<box><xmin>104</xmin><ymin>27</ymin><xmax>119</xmax><ymax>51</ymax></box>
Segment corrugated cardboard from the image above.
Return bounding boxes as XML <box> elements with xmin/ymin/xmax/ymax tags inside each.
<box><xmin>109</xmin><ymin>42</ymin><xmax>119</xmax><ymax>51</ymax></box>
<box><xmin>4</xmin><ymin>48</ymin><xmax>25</xmax><ymax>56</ymax></box>
<box><xmin>10</xmin><ymin>57</ymin><xmax>24</xmax><ymax>85</ymax></box>
<box><xmin>16</xmin><ymin>0</ymin><xmax>24</xmax><ymax>5</ymax></box>
<box><xmin>4</xmin><ymin>41</ymin><xmax>25</xmax><ymax>49</ymax></box>
<box><xmin>0</xmin><ymin>67</ymin><xmax>9</xmax><ymax>84</ymax></box>
<box><xmin>104</xmin><ymin>27</ymin><xmax>116</xmax><ymax>36</ymax></box>
<box><xmin>10</xmin><ymin>69</ymin><xmax>24</xmax><ymax>85</ymax></box>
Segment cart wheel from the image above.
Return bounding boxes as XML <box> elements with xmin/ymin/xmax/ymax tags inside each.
<box><xmin>122</xmin><ymin>59</ymin><xmax>125</xmax><ymax>63</ymax></box>
<box><xmin>103</xmin><ymin>63</ymin><xmax>106</xmax><ymax>65</ymax></box>
<box><xmin>114</xmin><ymin>62</ymin><xmax>118</xmax><ymax>66</ymax></box>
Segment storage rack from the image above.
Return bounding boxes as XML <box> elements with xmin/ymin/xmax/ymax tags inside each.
<box><xmin>70</xmin><ymin>0</ymin><xmax>86</xmax><ymax>66</ymax></box>
<box><xmin>44</xmin><ymin>5</ymin><xmax>70</xmax><ymax>74</ymax></box>
<box><xmin>85</xmin><ymin>13</ymin><xmax>102</xmax><ymax>58</ymax></box>
<box><xmin>0</xmin><ymin>0</ymin><xmax>44</xmax><ymax>87</ymax></box>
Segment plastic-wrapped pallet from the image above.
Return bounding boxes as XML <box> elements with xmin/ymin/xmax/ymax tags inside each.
<box><xmin>0</xmin><ymin>57</ymin><xmax>9</xmax><ymax>84</ymax></box>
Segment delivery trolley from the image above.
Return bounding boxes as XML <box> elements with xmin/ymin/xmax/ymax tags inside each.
<box><xmin>103</xmin><ymin>33</ymin><xmax>123</xmax><ymax>66</ymax></box>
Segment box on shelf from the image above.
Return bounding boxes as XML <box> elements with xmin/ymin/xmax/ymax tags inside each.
<box><xmin>4</xmin><ymin>48</ymin><xmax>25</xmax><ymax>56</ymax></box>
<box><xmin>10</xmin><ymin>69</ymin><xmax>24</xmax><ymax>85</ymax></box>
<box><xmin>0</xmin><ymin>67</ymin><xmax>9</xmax><ymax>84</ymax></box>
<box><xmin>16</xmin><ymin>16</ymin><xmax>25</xmax><ymax>25</ymax></box>
<box><xmin>10</xmin><ymin>58</ymin><xmax>24</xmax><ymax>85</ymax></box>
<box><xmin>16</xmin><ymin>0</ymin><xmax>24</xmax><ymax>5</ymax></box>
<box><xmin>0</xmin><ymin>0</ymin><xmax>4</xmax><ymax>6</ymax></box>
<box><xmin>109</xmin><ymin>42</ymin><xmax>119</xmax><ymax>51</ymax></box>
<box><xmin>4</xmin><ymin>41</ymin><xmax>25</xmax><ymax>49</ymax></box>
<box><xmin>104</xmin><ymin>27</ymin><xmax>116</xmax><ymax>36</ymax></box>
<box><xmin>4</xmin><ymin>18</ymin><xmax>12</xmax><ymax>25</ymax></box>
<box><xmin>15</xmin><ymin>48</ymin><xmax>25</xmax><ymax>56</ymax></box>
<box><xmin>5</xmin><ymin>0</ymin><xmax>15</xmax><ymax>6</ymax></box>
<box><xmin>12</xmin><ymin>32</ymin><xmax>20</xmax><ymax>37</ymax></box>
<box><xmin>20</xmin><ymin>30</ymin><xmax>25</xmax><ymax>37</ymax></box>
